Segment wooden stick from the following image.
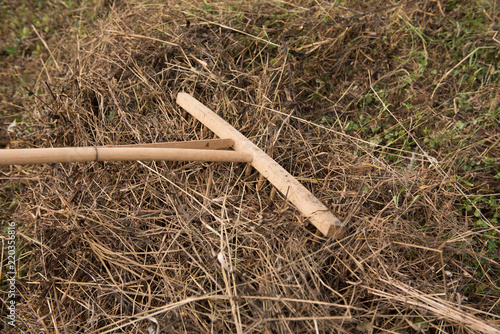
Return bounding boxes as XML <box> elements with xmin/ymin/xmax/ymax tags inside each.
<box><xmin>0</xmin><ymin>147</ymin><xmax>252</xmax><ymax>165</ymax></box>
<box><xmin>109</xmin><ymin>138</ymin><xmax>234</xmax><ymax>150</ymax></box>
<box><xmin>177</xmin><ymin>92</ymin><xmax>345</xmax><ymax>238</ymax></box>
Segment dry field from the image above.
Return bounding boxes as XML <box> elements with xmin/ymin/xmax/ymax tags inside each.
<box><xmin>1</xmin><ymin>0</ymin><xmax>499</xmax><ymax>333</ymax></box>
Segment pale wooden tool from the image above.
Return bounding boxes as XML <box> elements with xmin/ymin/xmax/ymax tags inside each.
<box><xmin>0</xmin><ymin>139</ymin><xmax>252</xmax><ymax>165</ymax></box>
<box><xmin>177</xmin><ymin>92</ymin><xmax>345</xmax><ymax>238</ymax></box>
<box><xmin>108</xmin><ymin>138</ymin><xmax>234</xmax><ymax>150</ymax></box>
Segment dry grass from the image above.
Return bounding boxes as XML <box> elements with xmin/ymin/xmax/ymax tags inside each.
<box><xmin>1</xmin><ymin>0</ymin><xmax>499</xmax><ymax>333</ymax></box>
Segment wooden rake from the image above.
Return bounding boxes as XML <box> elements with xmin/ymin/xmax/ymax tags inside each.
<box><xmin>0</xmin><ymin>93</ymin><xmax>345</xmax><ymax>238</ymax></box>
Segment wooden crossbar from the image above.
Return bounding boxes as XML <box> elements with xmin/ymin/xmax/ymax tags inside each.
<box><xmin>177</xmin><ymin>93</ymin><xmax>345</xmax><ymax>238</ymax></box>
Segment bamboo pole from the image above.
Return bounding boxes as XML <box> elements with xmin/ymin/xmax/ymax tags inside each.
<box><xmin>176</xmin><ymin>92</ymin><xmax>345</xmax><ymax>238</ymax></box>
<box><xmin>0</xmin><ymin>147</ymin><xmax>252</xmax><ymax>165</ymax></box>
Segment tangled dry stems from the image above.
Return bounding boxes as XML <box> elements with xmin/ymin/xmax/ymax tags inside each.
<box><xmin>1</xmin><ymin>0</ymin><xmax>499</xmax><ymax>333</ymax></box>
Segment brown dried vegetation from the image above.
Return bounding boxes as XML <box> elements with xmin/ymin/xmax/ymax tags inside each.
<box><xmin>1</xmin><ymin>0</ymin><xmax>499</xmax><ymax>333</ymax></box>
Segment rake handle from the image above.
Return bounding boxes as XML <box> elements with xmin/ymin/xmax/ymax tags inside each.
<box><xmin>0</xmin><ymin>147</ymin><xmax>252</xmax><ymax>165</ymax></box>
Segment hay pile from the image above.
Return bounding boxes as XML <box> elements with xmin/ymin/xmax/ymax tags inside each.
<box><xmin>1</xmin><ymin>1</ymin><xmax>499</xmax><ymax>333</ymax></box>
